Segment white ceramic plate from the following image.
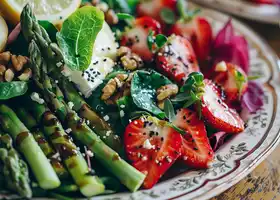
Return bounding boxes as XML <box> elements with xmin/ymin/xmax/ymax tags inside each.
<box><xmin>1</xmin><ymin>6</ymin><xmax>280</xmax><ymax>200</ymax></box>
<box><xmin>191</xmin><ymin>0</ymin><xmax>280</xmax><ymax>24</ymax></box>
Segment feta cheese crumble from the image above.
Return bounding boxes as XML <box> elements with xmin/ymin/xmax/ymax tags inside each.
<box><xmin>31</xmin><ymin>92</ymin><xmax>44</xmax><ymax>104</ymax></box>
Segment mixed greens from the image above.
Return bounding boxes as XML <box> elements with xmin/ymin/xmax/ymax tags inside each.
<box><xmin>0</xmin><ymin>0</ymin><xmax>265</xmax><ymax>199</ymax></box>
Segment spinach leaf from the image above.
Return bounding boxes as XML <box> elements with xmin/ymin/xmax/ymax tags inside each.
<box><xmin>131</xmin><ymin>70</ymin><xmax>173</xmax><ymax>119</ymax></box>
<box><xmin>38</xmin><ymin>20</ymin><xmax>58</xmax><ymax>42</ymax></box>
<box><xmin>0</xmin><ymin>82</ymin><xmax>28</xmax><ymax>100</ymax></box>
<box><xmin>57</xmin><ymin>6</ymin><xmax>104</xmax><ymax>71</ymax></box>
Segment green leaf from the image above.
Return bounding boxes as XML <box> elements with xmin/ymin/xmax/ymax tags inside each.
<box><xmin>57</xmin><ymin>6</ymin><xmax>104</xmax><ymax>71</ymax></box>
<box><xmin>234</xmin><ymin>70</ymin><xmax>247</xmax><ymax>99</ymax></box>
<box><xmin>155</xmin><ymin>34</ymin><xmax>168</xmax><ymax>49</ymax></box>
<box><xmin>160</xmin><ymin>8</ymin><xmax>176</xmax><ymax>24</ymax></box>
<box><xmin>38</xmin><ymin>20</ymin><xmax>58</xmax><ymax>42</ymax></box>
<box><xmin>117</xmin><ymin>13</ymin><xmax>135</xmax><ymax>20</ymax></box>
<box><xmin>131</xmin><ymin>70</ymin><xmax>173</xmax><ymax>119</ymax></box>
<box><xmin>0</xmin><ymin>82</ymin><xmax>28</xmax><ymax>100</ymax></box>
<box><xmin>164</xmin><ymin>99</ymin><xmax>176</xmax><ymax>121</ymax></box>
<box><xmin>147</xmin><ymin>31</ymin><xmax>155</xmax><ymax>51</ymax></box>
<box><xmin>171</xmin><ymin>93</ymin><xmax>191</xmax><ymax>102</ymax></box>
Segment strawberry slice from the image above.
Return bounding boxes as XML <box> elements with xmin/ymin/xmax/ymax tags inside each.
<box><xmin>174</xmin><ymin>108</ymin><xmax>214</xmax><ymax>168</ymax></box>
<box><xmin>201</xmin><ymin>79</ymin><xmax>245</xmax><ymax>133</ymax></box>
<box><xmin>155</xmin><ymin>35</ymin><xmax>200</xmax><ymax>85</ymax></box>
<box><xmin>136</xmin><ymin>0</ymin><xmax>177</xmax><ymax>22</ymax></box>
<box><xmin>124</xmin><ymin>118</ymin><xmax>182</xmax><ymax>189</ymax></box>
<box><xmin>170</xmin><ymin>17</ymin><xmax>213</xmax><ymax>62</ymax></box>
<box><xmin>120</xmin><ymin>16</ymin><xmax>162</xmax><ymax>62</ymax></box>
<box><xmin>213</xmin><ymin>62</ymin><xmax>248</xmax><ymax>106</ymax></box>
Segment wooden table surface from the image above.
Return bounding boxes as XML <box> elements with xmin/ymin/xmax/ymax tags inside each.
<box><xmin>211</xmin><ymin>19</ymin><xmax>280</xmax><ymax>200</ymax></box>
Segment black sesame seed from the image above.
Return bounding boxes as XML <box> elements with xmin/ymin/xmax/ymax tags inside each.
<box><xmin>183</xmin><ymin>115</ymin><xmax>186</xmax><ymax>120</ymax></box>
<box><xmin>161</xmin><ymin>137</ymin><xmax>164</xmax><ymax>141</ymax></box>
<box><xmin>193</xmin><ymin>147</ymin><xmax>198</xmax><ymax>151</ymax></box>
<box><xmin>103</xmin><ymin>58</ymin><xmax>107</xmax><ymax>62</ymax></box>
<box><xmin>187</xmin><ymin>120</ymin><xmax>191</xmax><ymax>123</ymax></box>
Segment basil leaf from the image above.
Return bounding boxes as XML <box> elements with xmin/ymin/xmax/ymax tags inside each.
<box><xmin>129</xmin><ymin>111</ymin><xmax>151</xmax><ymax>120</ymax></box>
<box><xmin>0</xmin><ymin>82</ymin><xmax>28</xmax><ymax>100</ymax></box>
<box><xmin>155</xmin><ymin>34</ymin><xmax>168</xmax><ymax>49</ymax></box>
<box><xmin>164</xmin><ymin>99</ymin><xmax>176</xmax><ymax>121</ymax></box>
<box><xmin>117</xmin><ymin>13</ymin><xmax>135</xmax><ymax>20</ymax></box>
<box><xmin>160</xmin><ymin>8</ymin><xmax>176</xmax><ymax>25</ymax></box>
<box><xmin>131</xmin><ymin>70</ymin><xmax>173</xmax><ymax>119</ymax></box>
<box><xmin>38</xmin><ymin>20</ymin><xmax>58</xmax><ymax>42</ymax></box>
<box><xmin>57</xmin><ymin>6</ymin><xmax>104</xmax><ymax>71</ymax></box>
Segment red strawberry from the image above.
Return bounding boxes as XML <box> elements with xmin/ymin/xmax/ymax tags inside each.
<box><xmin>136</xmin><ymin>0</ymin><xmax>177</xmax><ymax>22</ymax></box>
<box><xmin>170</xmin><ymin>17</ymin><xmax>213</xmax><ymax>62</ymax></box>
<box><xmin>156</xmin><ymin>35</ymin><xmax>200</xmax><ymax>85</ymax></box>
<box><xmin>201</xmin><ymin>79</ymin><xmax>245</xmax><ymax>133</ymax></box>
<box><xmin>213</xmin><ymin>62</ymin><xmax>248</xmax><ymax>106</ymax></box>
<box><xmin>174</xmin><ymin>108</ymin><xmax>214</xmax><ymax>168</ymax></box>
<box><xmin>120</xmin><ymin>16</ymin><xmax>162</xmax><ymax>62</ymax></box>
<box><xmin>124</xmin><ymin>118</ymin><xmax>182</xmax><ymax>189</ymax></box>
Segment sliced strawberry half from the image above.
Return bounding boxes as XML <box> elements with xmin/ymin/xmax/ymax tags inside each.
<box><xmin>120</xmin><ymin>16</ymin><xmax>162</xmax><ymax>62</ymax></box>
<box><xmin>156</xmin><ymin>35</ymin><xmax>200</xmax><ymax>85</ymax></box>
<box><xmin>124</xmin><ymin>118</ymin><xmax>182</xmax><ymax>189</ymax></box>
<box><xmin>174</xmin><ymin>108</ymin><xmax>214</xmax><ymax>168</ymax></box>
<box><xmin>213</xmin><ymin>62</ymin><xmax>248</xmax><ymax>106</ymax></box>
<box><xmin>201</xmin><ymin>79</ymin><xmax>245</xmax><ymax>133</ymax></box>
<box><xmin>170</xmin><ymin>17</ymin><xmax>213</xmax><ymax>62</ymax></box>
<box><xmin>136</xmin><ymin>0</ymin><xmax>177</xmax><ymax>22</ymax></box>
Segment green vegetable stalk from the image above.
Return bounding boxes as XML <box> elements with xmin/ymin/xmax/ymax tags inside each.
<box><xmin>16</xmin><ymin>107</ymin><xmax>69</xmax><ymax>179</ymax></box>
<box><xmin>28</xmin><ymin>40</ymin><xmax>145</xmax><ymax>192</ymax></box>
<box><xmin>0</xmin><ymin>133</ymin><xmax>32</xmax><ymax>198</ymax></box>
<box><xmin>20</xmin><ymin>3</ymin><xmax>123</xmax><ymax>154</ymax></box>
<box><xmin>59</xmin><ymin>78</ymin><xmax>123</xmax><ymax>154</ymax></box>
<box><xmin>0</xmin><ymin>105</ymin><xmax>60</xmax><ymax>190</ymax></box>
<box><xmin>23</xmin><ymin>98</ymin><xmax>105</xmax><ymax>197</ymax></box>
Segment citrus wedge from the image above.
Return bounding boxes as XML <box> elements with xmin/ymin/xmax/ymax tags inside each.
<box><xmin>0</xmin><ymin>15</ymin><xmax>8</xmax><ymax>52</ymax></box>
<box><xmin>0</xmin><ymin>0</ymin><xmax>81</xmax><ymax>26</ymax></box>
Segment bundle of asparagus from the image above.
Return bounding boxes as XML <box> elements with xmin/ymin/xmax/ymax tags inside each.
<box><xmin>0</xmin><ymin>105</ymin><xmax>61</xmax><ymax>190</ymax></box>
<box><xmin>20</xmin><ymin>4</ymin><xmax>123</xmax><ymax>155</ymax></box>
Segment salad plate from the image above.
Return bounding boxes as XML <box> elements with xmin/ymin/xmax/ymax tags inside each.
<box><xmin>0</xmin><ymin>2</ymin><xmax>280</xmax><ymax>200</ymax></box>
<box><xmin>191</xmin><ymin>0</ymin><xmax>280</xmax><ymax>24</ymax></box>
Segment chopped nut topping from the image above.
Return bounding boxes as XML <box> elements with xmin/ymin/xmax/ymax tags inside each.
<box><xmin>117</xmin><ymin>46</ymin><xmax>144</xmax><ymax>71</ymax></box>
<box><xmin>0</xmin><ymin>51</ymin><xmax>32</xmax><ymax>82</ymax></box>
<box><xmin>101</xmin><ymin>73</ymin><xmax>133</xmax><ymax>105</ymax></box>
<box><xmin>156</xmin><ymin>84</ymin><xmax>179</xmax><ymax>109</ymax></box>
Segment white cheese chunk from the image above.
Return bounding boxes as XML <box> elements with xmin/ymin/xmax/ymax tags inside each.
<box><xmin>64</xmin><ymin>56</ymin><xmax>115</xmax><ymax>98</ymax></box>
<box><xmin>92</xmin><ymin>22</ymin><xmax>118</xmax><ymax>60</ymax></box>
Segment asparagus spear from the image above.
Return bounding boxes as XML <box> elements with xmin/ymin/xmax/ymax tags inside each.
<box><xmin>0</xmin><ymin>105</ymin><xmax>60</xmax><ymax>190</ymax></box>
<box><xmin>16</xmin><ymin>107</ymin><xmax>69</xmax><ymax>179</ymax></box>
<box><xmin>57</xmin><ymin>76</ymin><xmax>123</xmax><ymax>154</ymax></box>
<box><xmin>22</xmin><ymin>96</ymin><xmax>105</xmax><ymax>197</ymax></box>
<box><xmin>20</xmin><ymin>3</ymin><xmax>122</xmax><ymax>154</ymax></box>
<box><xmin>0</xmin><ymin>133</ymin><xmax>32</xmax><ymax>198</ymax></box>
<box><xmin>27</xmin><ymin>39</ymin><xmax>145</xmax><ymax>191</ymax></box>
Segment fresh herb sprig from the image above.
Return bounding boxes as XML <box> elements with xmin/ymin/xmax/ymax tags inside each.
<box><xmin>147</xmin><ymin>31</ymin><xmax>168</xmax><ymax>53</ymax></box>
<box><xmin>176</xmin><ymin>0</ymin><xmax>201</xmax><ymax>23</ymax></box>
<box><xmin>172</xmin><ymin>72</ymin><xmax>205</xmax><ymax>118</ymax></box>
